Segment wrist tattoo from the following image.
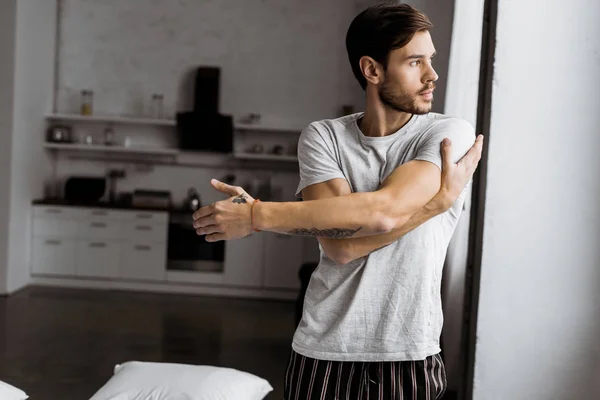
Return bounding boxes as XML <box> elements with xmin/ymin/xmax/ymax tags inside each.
<box><xmin>286</xmin><ymin>227</ymin><xmax>362</xmax><ymax>239</ymax></box>
<box><xmin>232</xmin><ymin>194</ymin><xmax>248</xmax><ymax>204</ymax></box>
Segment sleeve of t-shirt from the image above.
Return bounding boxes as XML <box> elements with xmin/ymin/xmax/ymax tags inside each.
<box><xmin>413</xmin><ymin>118</ymin><xmax>476</xmax><ymax>169</ymax></box>
<box><xmin>295</xmin><ymin>122</ymin><xmax>347</xmax><ymax>198</ymax></box>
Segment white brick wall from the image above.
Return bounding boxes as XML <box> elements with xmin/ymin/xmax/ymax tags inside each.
<box><xmin>55</xmin><ymin>0</ymin><xmax>369</xmax><ymax>124</ymax></box>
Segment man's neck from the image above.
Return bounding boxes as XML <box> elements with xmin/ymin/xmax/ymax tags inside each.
<box><xmin>359</xmin><ymin>95</ymin><xmax>413</xmax><ymax>138</ymax></box>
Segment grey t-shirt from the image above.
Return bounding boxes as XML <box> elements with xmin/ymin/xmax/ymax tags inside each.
<box><xmin>293</xmin><ymin>112</ymin><xmax>475</xmax><ymax>362</ymax></box>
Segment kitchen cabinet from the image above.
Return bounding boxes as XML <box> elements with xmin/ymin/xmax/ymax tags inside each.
<box><xmin>30</xmin><ymin>203</ymin><xmax>307</xmax><ymax>298</ymax></box>
<box><xmin>120</xmin><ymin>241</ymin><xmax>167</xmax><ymax>282</ymax></box>
<box><xmin>31</xmin><ymin>206</ymin><xmax>80</xmax><ymax>276</ymax></box>
<box><xmin>222</xmin><ymin>233</ymin><xmax>264</xmax><ymax>287</ymax></box>
<box><xmin>31</xmin><ymin>205</ymin><xmax>168</xmax><ymax>282</ymax></box>
<box><xmin>262</xmin><ymin>233</ymin><xmax>303</xmax><ymax>290</ymax></box>
<box><xmin>31</xmin><ymin>237</ymin><xmax>76</xmax><ymax>276</ymax></box>
<box><xmin>75</xmin><ymin>239</ymin><xmax>121</xmax><ymax>278</ymax></box>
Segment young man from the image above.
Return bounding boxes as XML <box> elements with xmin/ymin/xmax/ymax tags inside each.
<box><xmin>193</xmin><ymin>3</ymin><xmax>483</xmax><ymax>399</ymax></box>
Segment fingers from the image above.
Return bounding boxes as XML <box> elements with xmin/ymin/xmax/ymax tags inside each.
<box><xmin>440</xmin><ymin>138</ymin><xmax>453</xmax><ymax>170</ymax></box>
<box><xmin>458</xmin><ymin>135</ymin><xmax>484</xmax><ymax>171</ymax></box>
<box><xmin>192</xmin><ymin>214</ymin><xmax>216</xmax><ymax>229</ymax></box>
<box><xmin>192</xmin><ymin>204</ymin><xmax>214</xmax><ymax>220</ymax></box>
<box><xmin>205</xmin><ymin>233</ymin><xmax>227</xmax><ymax>242</ymax></box>
<box><xmin>195</xmin><ymin>224</ymin><xmax>222</xmax><ymax>236</ymax></box>
<box><xmin>210</xmin><ymin>179</ymin><xmax>244</xmax><ymax>196</ymax></box>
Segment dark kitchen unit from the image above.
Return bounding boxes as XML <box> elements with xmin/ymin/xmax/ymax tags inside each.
<box><xmin>167</xmin><ymin>210</ymin><xmax>225</xmax><ymax>273</ymax></box>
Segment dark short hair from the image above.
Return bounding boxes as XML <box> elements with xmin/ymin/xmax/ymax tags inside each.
<box><xmin>346</xmin><ymin>2</ymin><xmax>433</xmax><ymax>90</ymax></box>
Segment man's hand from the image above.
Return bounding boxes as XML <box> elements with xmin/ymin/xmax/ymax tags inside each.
<box><xmin>192</xmin><ymin>179</ymin><xmax>255</xmax><ymax>242</ymax></box>
<box><xmin>433</xmin><ymin>134</ymin><xmax>484</xmax><ymax>210</ymax></box>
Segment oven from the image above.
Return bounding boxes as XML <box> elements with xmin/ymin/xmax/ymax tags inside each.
<box><xmin>167</xmin><ymin>211</ymin><xmax>225</xmax><ymax>272</ymax></box>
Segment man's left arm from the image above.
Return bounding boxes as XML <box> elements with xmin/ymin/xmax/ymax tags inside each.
<box><xmin>193</xmin><ymin>120</ymin><xmax>479</xmax><ymax>241</ymax></box>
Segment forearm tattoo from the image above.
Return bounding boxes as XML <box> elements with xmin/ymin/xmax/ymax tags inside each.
<box><xmin>286</xmin><ymin>227</ymin><xmax>362</xmax><ymax>239</ymax></box>
<box><xmin>232</xmin><ymin>194</ymin><xmax>248</xmax><ymax>204</ymax></box>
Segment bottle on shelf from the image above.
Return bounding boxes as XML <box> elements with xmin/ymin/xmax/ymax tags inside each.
<box><xmin>151</xmin><ymin>94</ymin><xmax>164</xmax><ymax>119</ymax></box>
<box><xmin>80</xmin><ymin>90</ymin><xmax>94</xmax><ymax>116</ymax></box>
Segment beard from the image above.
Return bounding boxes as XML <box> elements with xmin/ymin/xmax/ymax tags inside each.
<box><xmin>379</xmin><ymin>80</ymin><xmax>435</xmax><ymax>115</ymax></box>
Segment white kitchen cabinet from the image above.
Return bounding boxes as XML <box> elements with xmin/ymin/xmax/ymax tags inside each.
<box><xmin>31</xmin><ymin>237</ymin><xmax>76</xmax><ymax>276</ymax></box>
<box><xmin>78</xmin><ymin>219</ymin><xmax>122</xmax><ymax>239</ymax></box>
<box><xmin>32</xmin><ymin>218</ymin><xmax>79</xmax><ymax>237</ymax></box>
<box><xmin>31</xmin><ymin>205</ymin><xmax>168</xmax><ymax>282</ymax></box>
<box><xmin>120</xmin><ymin>241</ymin><xmax>167</xmax><ymax>282</ymax></box>
<box><xmin>30</xmin><ymin>204</ymin><xmax>302</xmax><ymax>298</ymax></box>
<box><xmin>262</xmin><ymin>233</ymin><xmax>303</xmax><ymax>290</ymax></box>
<box><xmin>75</xmin><ymin>239</ymin><xmax>121</xmax><ymax>278</ymax></box>
<box><xmin>122</xmin><ymin>221</ymin><xmax>167</xmax><ymax>243</ymax></box>
<box><xmin>222</xmin><ymin>233</ymin><xmax>264</xmax><ymax>287</ymax></box>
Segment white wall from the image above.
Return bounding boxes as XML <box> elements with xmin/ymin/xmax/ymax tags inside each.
<box><xmin>473</xmin><ymin>0</ymin><xmax>600</xmax><ymax>399</ymax></box>
<box><xmin>5</xmin><ymin>0</ymin><xmax>57</xmax><ymax>293</ymax></box>
<box><xmin>0</xmin><ymin>0</ymin><xmax>17</xmax><ymax>295</ymax></box>
<box><xmin>440</xmin><ymin>0</ymin><xmax>484</xmax><ymax>392</ymax></box>
<box><xmin>55</xmin><ymin>0</ymin><xmax>367</xmax><ymax>125</ymax></box>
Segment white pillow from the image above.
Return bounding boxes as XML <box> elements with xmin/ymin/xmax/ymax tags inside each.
<box><xmin>0</xmin><ymin>380</ymin><xmax>28</xmax><ymax>400</ymax></box>
<box><xmin>89</xmin><ymin>361</ymin><xmax>273</xmax><ymax>400</ymax></box>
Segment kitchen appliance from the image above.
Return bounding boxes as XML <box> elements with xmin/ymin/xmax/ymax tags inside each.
<box><xmin>184</xmin><ymin>187</ymin><xmax>201</xmax><ymax>212</ymax></box>
<box><xmin>131</xmin><ymin>189</ymin><xmax>171</xmax><ymax>209</ymax></box>
<box><xmin>167</xmin><ymin>211</ymin><xmax>225</xmax><ymax>272</ymax></box>
<box><xmin>64</xmin><ymin>177</ymin><xmax>106</xmax><ymax>203</ymax></box>
<box><xmin>176</xmin><ymin>66</ymin><xmax>233</xmax><ymax>153</ymax></box>
<box><xmin>47</xmin><ymin>126</ymin><xmax>73</xmax><ymax>143</ymax></box>
<box><xmin>176</xmin><ymin>113</ymin><xmax>233</xmax><ymax>153</ymax></box>
<box><xmin>107</xmin><ymin>169</ymin><xmax>126</xmax><ymax>203</ymax></box>
<box><xmin>194</xmin><ymin>66</ymin><xmax>220</xmax><ymax>114</ymax></box>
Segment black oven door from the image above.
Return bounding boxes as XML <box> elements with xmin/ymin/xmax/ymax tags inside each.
<box><xmin>167</xmin><ymin>211</ymin><xmax>225</xmax><ymax>272</ymax></box>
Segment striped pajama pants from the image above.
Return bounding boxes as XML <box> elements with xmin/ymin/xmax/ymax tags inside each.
<box><xmin>284</xmin><ymin>349</ymin><xmax>447</xmax><ymax>400</ymax></box>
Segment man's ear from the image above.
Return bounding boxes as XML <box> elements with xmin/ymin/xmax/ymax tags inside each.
<box><xmin>359</xmin><ymin>56</ymin><xmax>384</xmax><ymax>86</ymax></box>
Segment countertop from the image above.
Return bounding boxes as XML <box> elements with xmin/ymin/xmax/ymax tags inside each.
<box><xmin>32</xmin><ymin>198</ymin><xmax>196</xmax><ymax>215</ymax></box>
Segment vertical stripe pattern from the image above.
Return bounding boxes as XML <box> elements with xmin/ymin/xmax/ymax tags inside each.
<box><xmin>284</xmin><ymin>349</ymin><xmax>448</xmax><ymax>399</ymax></box>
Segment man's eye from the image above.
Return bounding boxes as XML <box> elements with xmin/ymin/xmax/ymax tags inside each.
<box><xmin>410</xmin><ymin>60</ymin><xmax>420</xmax><ymax>66</ymax></box>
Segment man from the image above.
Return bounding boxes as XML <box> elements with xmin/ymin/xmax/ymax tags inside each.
<box><xmin>193</xmin><ymin>3</ymin><xmax>483</xmax><ymax>399</ymax></box>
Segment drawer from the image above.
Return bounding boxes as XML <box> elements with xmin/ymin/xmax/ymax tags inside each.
<box><xmin>33</xmin><ymin>206</ymin><xmax>82</xmax><ymax>219</ymax></box>
<box><xmin>33</xmin><ymin>218</ymin><xmax>79</xmax><ymax>238</ymax></box>
<box><xmin>120</xmin><ymin>241</ymin><xmax>166</xmax><ymax>282</ymax></box>
<box><xmin>123</xmin><ymin>210</ymin><xmax>169</xmax><ymax>225</ymax></box>
<box><xmin>81</xmin><ymin>208</ymin><xmax>126</xmax><ymax>221</ymax></box>
<box><xmin>78</xmin><ymin>219</ymin><xmax>122</xmax><ymax>239</ymax></box>
<box><xmin>122</xmin><ymin>222</ymin><xmax>167</xmax><ymax>242</ymax></box>
<box><xmin>31</xmin><ymin>237</ymin><xmax>76</xmax><ymax>276</ymax></box>
<box><xmin>75</xmin><ymin>239</ymin><xmax>121</xmax><ymax>278</ymax></box>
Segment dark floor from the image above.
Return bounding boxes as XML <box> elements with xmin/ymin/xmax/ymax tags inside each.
<box><xmin>0</xmin><ymin>286</ymin><xmax>297</xmax><ymax>399</ymax></box>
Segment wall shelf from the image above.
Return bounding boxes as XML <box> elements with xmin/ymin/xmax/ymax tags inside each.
<box><xmin>234</xmin><ymin>152</ymin><xmax>297</xmax><ymax>162</ymax></box>
<box><xmin>43</xmin><ymin>142</ymin><xmax>179</xmax><ymax>156</ymax></box>
<box><xmin>42</xmin><ymin>144</ymin><xmax>299</xmax><ymax>168</ymax></box>
<box><xmin>235</xmin><ymin>122</ymin><xmax>303</xmax><ymax>134</ymax></box>
<box><xmin>45</xmin><ymin>113</ymin><xmax>176</xmax><ymax>127</ymax></box>
<box><xmin>45</xmin><ymin>113</ymin><xmax>305</xmax><ymax>133</ymax></box>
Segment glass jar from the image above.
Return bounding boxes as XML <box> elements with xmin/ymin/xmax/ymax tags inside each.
<box><xmin>80</xmin><ymin>90</ymin><xmax>93</xmax><ymax>116</ymax></box>
<box><xmin>103</xmin><ymin>126</ymin><xmax>115</xmax><ymax>146</ymax></box>
<box><xmin>151</xmin><ymin>94</ymin><xmax>164</xmax><ymax>119</ymax></box>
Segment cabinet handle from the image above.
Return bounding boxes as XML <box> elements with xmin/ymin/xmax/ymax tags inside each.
<box><xmin>134</xmin><ymin>245</ymin><xmax>151</xmax><ymax>251</ymax></box>
<box><xmin>91</xmin><ymin>210</ymin><xmax>108</xmax><ymax>216</ymax></box>
<box><xmin>135</xmin><ymin>225</ymin><xmax>152</xmax><ymax>231</ymax></box>
<box><xmin>45</xmin><ymin>209</ymin><xmax>62</xmax><ymax>214</ymax></box>
<box><xmin>45</xmin><ymin>239</ymin><xmax>62</xmax><ymax>245</ymax></box>
<box><xmin>136</xmin><ymin>214</ymin><xmax>153</xmax><ymax>219</ymax></box>
<box><xmin>89</xmin><ymin>242</ymin><xmax>107</xmax><ymax>248</ymax></box>
<box><xmin>90</xmin><ymin>222</ymin><xmax>107</xmax><ymax>228</ymax></box>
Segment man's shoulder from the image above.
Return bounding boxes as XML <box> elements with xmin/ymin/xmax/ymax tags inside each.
<box><xmin>304</xmin><ymin>113</ymin><xmax>362</xmax><ymax>136</ymax></box>
<box><xmin>423</xmin><ymin>113</ymin><xmax>474</xmax><ymax>133</ymax></box>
